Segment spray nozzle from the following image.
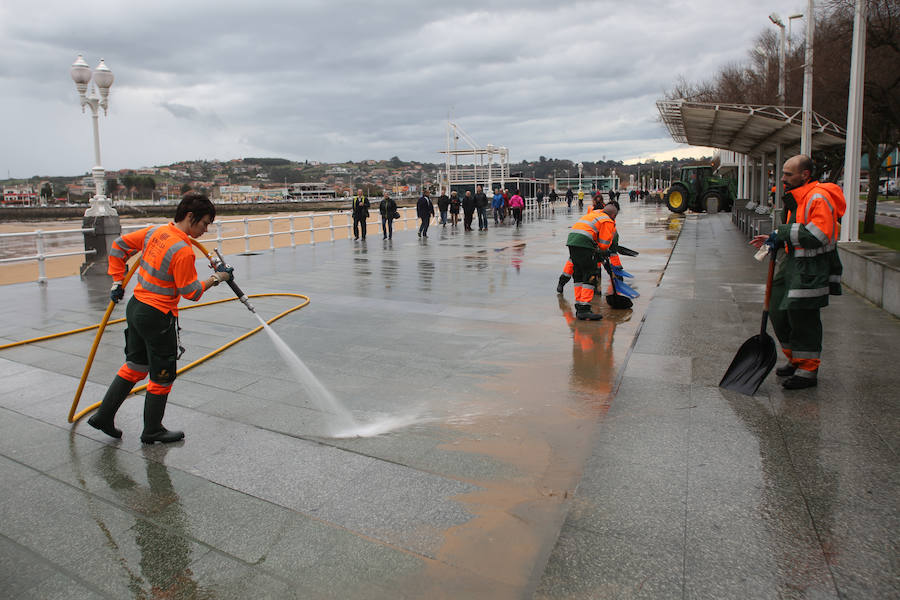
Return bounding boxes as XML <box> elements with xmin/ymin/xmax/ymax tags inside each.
<box><xmin>209</xmin><ymin>249</ymin><xmax>256</xmax><ymax>313</ymax></box>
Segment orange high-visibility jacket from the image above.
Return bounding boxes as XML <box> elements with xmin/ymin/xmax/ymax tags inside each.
<box><xmin>776</xmin><ymin>180</ymin><xmax>846</xmax><ymax>307</ymax></box>
<box><xmin>566</xmin><ymin>209</ymin><xmax>616</xmax><ymax>253</ymax></box>
<box><xmin>109</xmin><ymin>223</ymin><xmax>210</xmax><ymax>315</ymax></box>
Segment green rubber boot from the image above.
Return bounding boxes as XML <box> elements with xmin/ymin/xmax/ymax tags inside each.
<box><xmin>140</xmin><ymin>392</ymin><xmax>184</xmax><ymax>444</ymax></box>
<box><xmin>87</xmin><ymin>375</ymin><xmax>134</xmax><ymax>439</ymax></box>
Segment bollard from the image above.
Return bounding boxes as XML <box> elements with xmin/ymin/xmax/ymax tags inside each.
<box><xmin>80</xmin><ymin>213</ymin><xmax>121</xmax><ymax>278</ymax></box>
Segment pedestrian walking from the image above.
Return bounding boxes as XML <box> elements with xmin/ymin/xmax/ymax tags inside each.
<box><xmin>750</xmin><ymin>154</ymin><xmax>846</xmax><ymax>389</ymax></box>
<box><xmin>352</xmin><ymin>189</ymin><xmax>370</xmax><ymax>240</ymax></box>
<box><xmin>417</xmin><ymin>189</ymin><xmax>434</xmax><ymax>237</ymax></box>
<box><xmin>462</xmin><ymin>190</ymin><xmax>476</xmax><ymax>231</ymax></box>
<box><xmin>379</xmin><ymin>191</ymin><xmax>397</xmax><ymax>239</ymax></box>
<box><xmin>437</xmin><ymin>189</ymin><xmax>450</xmax><ymax>226</ymax></box>
<box><xmin>492</xmin><ymin>188</ymin><xmax>504</xmax><ymax>225</ymax></box>
<box><xmin>566</xmin><ymin>188</ymin><xmax>573</xmax><ymax>210</ymax></box>
<box><xmin>88</xmin><ymin>192</ymin><xmax>232</xmax><ymax>443</ymax></box>
<box><xmin>474</xmin><ymin>184</ymin><xmax>489</xmax><ymax>230</ymax></box>
<box><xmin>449</xmin><ymin>191</ymin><xmax>460</xmax><ymax>227</ymax></box>
<box><xmin>577</xmin><ymin>188</ymin><xmax>584</xmax><ymax>211</ymax></box>
<box><xmin>509</xmin><ymin>189</ymin><xmax>525</xmax><ymax>227</ymax></box>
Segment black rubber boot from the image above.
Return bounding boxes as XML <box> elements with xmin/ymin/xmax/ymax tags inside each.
<box><xmin>140</xmin><ymin>392</ymin><xmax>184</xmax><ymax>444</ymax></box>
<box><xmin>775</xmin><ymin>363</ymin><xmax>796</xmax><ymax>377</ymax></box>
<box><xmin>557</xmin><ymin>274</ymin><xmax>571</xmax><ymax>294</ymax></box>
<box><xmin>782</xmin><ymin>374</ymin><xmax>817</xmax><ymax>390</ymax></box>
<box><xmin>575</xmin><ymin>303</ymin><xmax>603</xmax><ymax>321</ymax></box>
<box><xmin>87</xmin><ymin>375</ymin><xmax>134</xmax><ymax>439</ymax></box>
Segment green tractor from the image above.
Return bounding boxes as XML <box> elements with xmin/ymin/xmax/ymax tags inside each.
<box><xmin>664</xmin><ymin>166</ymin><xmax>736</xmax><ymax>214</ymax></box>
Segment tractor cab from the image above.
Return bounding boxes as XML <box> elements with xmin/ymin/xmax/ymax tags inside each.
<box><xmin>664</xmin><ymin>165</ymin><xmax>735</xmax><ymax>214</ymax></box>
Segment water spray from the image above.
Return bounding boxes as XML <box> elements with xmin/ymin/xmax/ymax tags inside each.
<box><xmin>208</xmin><ymin>248</ymin><xmax>256</xmax><ymax>313</ymax></box>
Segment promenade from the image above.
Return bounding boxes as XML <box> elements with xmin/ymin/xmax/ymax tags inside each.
<box><xmin>0</xmin><ymin>203</ymin><xmax>896</xmax><ymax>599</ymax></box>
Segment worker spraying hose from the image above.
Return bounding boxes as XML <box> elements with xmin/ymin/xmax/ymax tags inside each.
<box><xmin>87</xmin><ymin>192</ymin><xmax>233</xmax><ymax>444</ymax></box>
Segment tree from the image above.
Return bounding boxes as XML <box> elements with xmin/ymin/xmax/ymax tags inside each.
<box><xmin>40</xmin><ymin>183</ymin><xmax>52</xmax><ymax>202</ymax></box>
<box><xmin>106</xmin><ymin>179</ymin><xmax>118</xmax><ymax>197</ymax></box>
<box><xmin>665</xmin><ymin>0</ymin><xmax>899</xmax><ymax>233</ymax></box>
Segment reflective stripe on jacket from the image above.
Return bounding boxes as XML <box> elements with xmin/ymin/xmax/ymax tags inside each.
<box><xmin>109</xmin><ymin>223</ymin><xmax>208</xmax><ymax>315</ymax></box>
<box><xmin>566</xmin><ymin>209</ymin><xmax>615</xmax><ymax>251</ymax></box>
<box><xmin>775</xmin><ymin>181</ymin><xmax>845</xmax><ymax>308</ymax></box>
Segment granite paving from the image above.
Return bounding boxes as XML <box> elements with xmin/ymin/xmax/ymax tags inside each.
<box><xmin>0</xmin><ymin>204</ymin><xmax>897</xmax><ymax>599</ymax></box>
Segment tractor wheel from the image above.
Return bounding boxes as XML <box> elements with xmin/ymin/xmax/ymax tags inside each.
<box><xmin>665</xmin><ymin>184</ymin><xmax>689</xmax><ymax>213</ymax></box>
<box><xmin>702</xmin><ymin>192</ymin><xmax>721</xmax><ymax>214</ymax></box>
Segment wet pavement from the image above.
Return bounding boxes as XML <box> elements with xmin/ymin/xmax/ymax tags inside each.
<box><xmin>0</xmin><ymin>204</ymin><xmax>897</xmax><ymax>599</ymax></box>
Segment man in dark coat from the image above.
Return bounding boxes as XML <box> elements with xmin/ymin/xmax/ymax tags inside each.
<box><xmin>352</xmin><ymin>189</ymin><xmax>370</xmax><ymax>240</ymax></box>
<box><xmin>417</xmin><ymin>190</ymin><xmax>434</xmax><ymax>238</ymax></box>
<box><xmin>474</xmin><ymin>185</ymin><xmax>489</xmax><ymax>230</ymax></box>
<box><xmin>461</xmin><ymin>190</ymin><xmax>476</xmax><ymax>231</ymax></box>
<box><xmin>437</xmin><ymin>189</ymin><xmax>450</xmax><ymax>226</ymax></box>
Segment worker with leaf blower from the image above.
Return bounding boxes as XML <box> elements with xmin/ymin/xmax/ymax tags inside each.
<box><xmin>88</xmin><ymin>192</ymin><xmax>232</xmax><ymax>443</ymax></box>
<box><xmin>564</xmin><ymin>199</ymin><xmax>620</xmax><ymax>320</ymax></box>
<box><xmin>751</xmin><ymin>155</ymin><xmax>845</xmax><ymax>390</ymax></box>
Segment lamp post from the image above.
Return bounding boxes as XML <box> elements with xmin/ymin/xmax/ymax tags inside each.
<box><xmin>577</xmin><ymin>162</ymin><xmax>583</xmax><ymax>193</ymax></box>
<box><xmin>801</xmin><ymin>1</ymin><xmax>814</xmax><ymax>155</ymax></box>
<box><xmin>769</xmin><ymin>14</ymin><xmax>786</xmax><ymax>106</ymax></box>
<box><xmin>70</xmin><ymin>54</ymin><xmax>116</xmax><ymax>216</ymax></box>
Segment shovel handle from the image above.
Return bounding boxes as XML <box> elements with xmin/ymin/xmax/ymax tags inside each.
<box><xmin>760</xmin><ymin>250</ymin><xmax>777</xmax><ymax>335</ymax></box>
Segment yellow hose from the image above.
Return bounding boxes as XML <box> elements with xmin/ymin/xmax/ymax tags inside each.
<box><xmin>0</xmin><ymin>237</ymin><xmax>310</xmax><ymax>424</ymax></box>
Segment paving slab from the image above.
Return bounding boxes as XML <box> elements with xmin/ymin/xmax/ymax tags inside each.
<box><xmin>1</xmin><ymin>206</ymin><xmax>897</xmax><ymax>599</ymax></box>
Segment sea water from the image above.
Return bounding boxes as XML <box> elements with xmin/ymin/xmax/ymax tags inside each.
<box><xmin>254</xmin><ymin>314</ymin><xmax>423</xmax><ymax>438</ymax></box>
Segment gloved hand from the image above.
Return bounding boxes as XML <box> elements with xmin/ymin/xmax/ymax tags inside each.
<box><xmin>110</xmin><ymin>282</ymin><xmax>124</xmax><ymax>304</ymax></box>
<box><xmin>763</xmin><ymin>231</ymin><xmax>778</xmax><ymax>250</ymax></box>
<box><xmin>214</xmin><ymin>262</ymin><xmax>234</xmax><ymax>280</ymax></box>
<box><xmin>211</xmin><ymin>270</ymin><xmax>231</xmax><ymax>286</ymax></box>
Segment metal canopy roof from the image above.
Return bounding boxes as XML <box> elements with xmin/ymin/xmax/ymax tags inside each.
<box><xmin>656</xmin><ymin>100</ymin><xmax>846</xmax><ymax>156</ymax></box>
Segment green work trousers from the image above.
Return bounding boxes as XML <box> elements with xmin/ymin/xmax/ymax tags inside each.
<box><xmin>769</xmin><ymin>275</ymin><xmax>823</xmax><ymax>365</ymax></box>
<box><xmin>124</xmin><ymin>297</ymin><xmax>178</xmax><ymax>388</ymax></box>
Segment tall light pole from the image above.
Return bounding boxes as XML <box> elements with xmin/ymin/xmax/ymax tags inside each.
<box><xmin>769</xmin><ymin>14</ymin><xmax>787</xmax><ymax>106</ymax></box>
<box><xmin>70</xmin><ymin>54</ymin><xmax>115</xmax><ymax>216</ymax></box>
<box><xmin>801</xmin><ymin>1</ymin><xmax>815</xmax><ymax>155</ymax></box>
<box><xmin>577</xmin><ymin>162</ymin><xmax>583</xmax><ymax>193</ymax></box>
<box><xmin>840</xmin><ymin>0</ymin><xmax>866</xmax><ymax>243</ymax></box>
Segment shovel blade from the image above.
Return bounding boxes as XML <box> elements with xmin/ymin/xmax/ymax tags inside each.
<box><xmin>719</xmin><ymin>333</ymin><xmax>778</xmax><ymax>395</ymax></box>
<box><xmin>612</xmin><ymin>277</ymin><xmax>640</xmax><ymax>298</ymax></box>
<box><xmin>605</xmin><ymin>294</ymin><xmax>633</xmax><ymax>309</ymax></box>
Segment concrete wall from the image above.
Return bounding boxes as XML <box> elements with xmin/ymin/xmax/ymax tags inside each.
<box><xmin>838</xmin><ymin>242</ymin><xmax>900</xmax><ymax>318</ymax></box>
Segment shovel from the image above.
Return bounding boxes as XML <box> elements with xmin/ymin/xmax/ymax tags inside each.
<box><xmin>719</xmin><ymin>250</ymin><xmax>778</xmax><ymax>395</ymax></box>
<box><xmin>602</xmin><ymin>260</ymin><xmax>637</xmax><ymax>309</ymax></box>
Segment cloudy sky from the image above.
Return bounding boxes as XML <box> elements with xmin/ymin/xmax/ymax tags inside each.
<box><xmin>1</xmin><ymin>0</ymin><xmax>809</xmax><ymax>178</ymax></box>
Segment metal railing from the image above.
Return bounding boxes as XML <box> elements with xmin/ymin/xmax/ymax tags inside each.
<box><xmin>1</xmin><ymin>202</ymin><xmax>551</xmax><ymax>284</ymax></box>
<box><xmin>0</xmin><ymin>228</ymin><xmax>97</xmax><ymax>284</ymax></box>
<box><xmin>122</xmin><ymin>207</ymin><xmax>423</xmax><ymax>254</ymax></box>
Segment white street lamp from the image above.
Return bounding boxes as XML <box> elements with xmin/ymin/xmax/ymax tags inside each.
<box><xmin>71</xmin><ymin>54</ymin><xmax>116</xmax><ymax>216</ymax></box>
<box><xmin>577</xmin><ymin>162</ymin><xmax>583</xmax><ymax>192</ymax></box>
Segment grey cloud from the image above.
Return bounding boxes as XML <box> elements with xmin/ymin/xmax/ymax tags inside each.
<box><xmin>1</xmin><ymin>0</ymin><xmax>806</xmax><ymax>176</ymax></box>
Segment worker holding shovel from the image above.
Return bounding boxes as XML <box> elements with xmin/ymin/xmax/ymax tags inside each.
<box><xmin>750</xmin><ymin>155</ymin><xmax>845</xmax><ymax>390</ymax></box>
<box><xmin>565</xmin><ymin>199</ymin><xmax>620</xmax><ymax>320</ymax></box>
